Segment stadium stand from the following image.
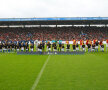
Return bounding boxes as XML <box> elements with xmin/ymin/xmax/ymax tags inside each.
<box><xmin>0</xmin><ymin>26</ymin><xmax>108</xmax><ymax>41</ymax></box>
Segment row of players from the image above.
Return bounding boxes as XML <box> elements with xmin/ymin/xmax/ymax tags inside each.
<box><xmin>0</xmin><ymin>39</ymin><xmax>108</xmax><ymax>52</ymax></box>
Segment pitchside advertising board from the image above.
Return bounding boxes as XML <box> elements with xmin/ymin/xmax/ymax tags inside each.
<box><xmin>0</xmin><ymin>17</ymin><xmax>108</xmax><ymax>21</ymax></box>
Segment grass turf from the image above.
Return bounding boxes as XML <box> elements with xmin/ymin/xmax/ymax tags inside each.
<box><xmin>0</xmin><ymin>54</ymin><xmax>48</xmax><ymax>90</ymax></box>
<box><xmin>0</xmin><ymin>52</ymin><xmax>108</xmax><ymax>90</ymax></box>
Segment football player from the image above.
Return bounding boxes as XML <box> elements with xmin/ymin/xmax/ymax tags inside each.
<box><xmin>7</xmin><ymin>40</ymin><xmax>12</xmax><ymax>52</ymax></box>
<box><xmin>0</xmin><ymin>41</ymin><xmax>2</xmax><ymax>52</ymax></box>
<box><xmin>95</xmin><ymin>40</ymin><xmax>99</xmax><ymax>52</ymax></box>
<box><xmin>82</xmin><ymin>43</ymin><xmax>86</xmax><ymax>52</ymax></box>
<box><xmin>47</xmin><ymin>41</ymin><xmax>51</xmax><ymax>54</ymax></box>
<box><xmin>106</xmin><ymin>39</ymin><xmax>108</xmax><ymax>51</ymax></box>
<box><xmin>101</xmin><ymin>44</ymin><xmax>104</xmax><ymax>52</ymax></box>
<box><xmin>61</xmin><ymin>44</ymin><xmax>65</xmax><ymax>51</ymax></box>
<box><xmin>30</xmin><ymin>42</ymin><xmax>34</xmax><ymax>52</ymax></box>
<box><xmin>72</xmin><ymin>40</ymin><xmax>76</xmax><ymax>51</ymax></box>
<box><xmin>92</xmin><ymin>43</ymin><xmax>95</xmax><ymax>52</ymax></box>
<box><xmin>21</xmin><ymin>42</ymin><xmax>24</xmax><ymax>52</ymax></box>
<box><xmin>87</xmin><ymin>40</ymin><xmax>91</xmax><ymax>52</ymax></box>
<box><xmin>16</xmin><ymin>41</ymin><xmax>20</xmax><ymax>52</ymax></box>
<box><xmin>25</xmin><ymin>41</ymin><xmax>29</xmax><ymax>52</ymax></box>
<box><xmin>38</xmin><ymin>42</ymin><xmax>43</xmax><ymax>54</ymax></box>
<box><xmin>76</xmin><ymin>43</ymin><xmax>79</xmax><ymax>51</ymax></box>
<box><xmin>66</xmin><ymin>43</ymin><xmax>70</xmax><ymax>52</ymax></box>
<box><xmin>58</xmin><ymin>39</ymin><xmax>62</xmax><ymax>52</ymax></box>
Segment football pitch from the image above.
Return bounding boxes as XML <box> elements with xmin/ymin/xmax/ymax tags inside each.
<box><xmin>0</xmin><ymin>52</ymin><xmax>108</xmax><ymax>90</ymax></box>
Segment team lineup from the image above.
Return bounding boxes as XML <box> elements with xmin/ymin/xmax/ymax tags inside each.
<box><xmin>0</xmin><ymin>39</ymin><xmax>108</xmax><ymax>53</ymax></box>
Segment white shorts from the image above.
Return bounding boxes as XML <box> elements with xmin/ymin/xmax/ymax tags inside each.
<box><xmin>48</xmin><ymin>48</ymin><xmax>51</xmax><ymax>51</ymax></box>
<box><xmin>12</xmin><ymin>48</ymin><xmax>14</xmax><ymax>50</ymax></box>
<box><xmin>0</xmin><ymin>49</ymin><xmax>2</xmax><ymax>52</ymax></box>
<box><xmin>61</xmin><ymin>48</ymin><xmax>64</xmax><ymax>51</ymax></box>
<box><xmin>54</xmin><ymin>49</ymin><xmax>57</xmax><ymax>51</ymax></box>
<box><xmin>21</xmin><ymin>47</ymin><xmax>24</xmax><ymax>51</ymax></box>
<box><xmin>26</xmin><ymin>49</ymin><xmax>28</xmax><ymax>51</ymax></box>
<box><xmin>106</xmin><ymin>44</ymin><xmax>108</xmax><ymax>48</ymax></box>
<box><xmin>101</xmin><ymin>48</ymin><xmax>104</xmax><ymax>51</ymax></box>
<box><xmin>17</xmin><ymin>49</ymin><xmax>19</xmax><ymax>51</ymax></box>
<box><xmin>95</xmin><ymin>46</ymin><xmax>98</xmax><ymax>49</ymax></box>
<box><xmin>67</xmin><ymin>49</ymin><xmax>70</xmax><ymax>51</ymax></box>
<box><xmin>86</xmin><ymin>45</ymin><xmax>88</xmax><ymax>47</ymax></box>
<box><xmin>92</xmin><ymin>49</ymin><xmax>95</xmax><ymax>51</ymax></box>
<box><xmin>31</xmin><ymin>48</ymin><xmax>34</xmax><ymax>51</ymax></box>
<box><xmin>73</xmin><ymin>49</ymin><xmax>76</xmax><ymax>51</ymax></box>
<box><xmin>3</xmin><ymin>48</ymin><xmax>7</xmax><ymax>51</ymax></box>
<box><xmin>38</xmin><ymin>49</ymin><xmax>42</xmax><ymax>52</ymax></box>
<box><xmin>76</xmin><ymin>48</ymin><xmax>79</xmax><ymax>50</ymax></box>
<box><xmin>80</xmin><ymin>45</ymin><xmax>82</xmax><ymax>48</ymax></box>
<box><xmin>83</xmin><ymin>48</ymin><xmax>85</xmax><ymax>51</ymax></box>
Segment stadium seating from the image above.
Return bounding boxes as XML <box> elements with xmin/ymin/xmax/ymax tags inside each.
<box><xmin>0</xmin><ymin>26</ymin><xmax>107</xmax><ymax>41</ymax></box>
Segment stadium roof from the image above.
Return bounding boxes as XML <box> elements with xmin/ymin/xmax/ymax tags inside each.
<box><xmin>0</xmin><ymin>17</ymin><xmax>108</xmax><ymax>25</ymax></box>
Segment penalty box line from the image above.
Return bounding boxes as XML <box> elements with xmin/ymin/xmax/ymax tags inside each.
<box><xmin>31</xmin><ymin>55</ymin><xmax>51</xmax><ymax>90</ymax></box>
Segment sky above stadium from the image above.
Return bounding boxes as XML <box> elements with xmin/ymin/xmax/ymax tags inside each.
<box><xmin>0</xmin><ymin>0</ymin><xmax>108</xmax><ymax>18</ymax></box>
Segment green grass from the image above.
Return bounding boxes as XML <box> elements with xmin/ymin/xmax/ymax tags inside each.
<box><xmin>0</xmin><ymin>52</ymin><xmax>108</xmax><ymax>90</ymax></box>
<box><xmin>0</xmin><ymin>54</ymin><xmax>48</xmax><ymax>90</ymax></box>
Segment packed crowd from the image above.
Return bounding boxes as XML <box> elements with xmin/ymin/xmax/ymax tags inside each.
<box><xmin>0</xmin><ymin>26</ymin><xmax>108</xmax><ymax>41</ymax></box>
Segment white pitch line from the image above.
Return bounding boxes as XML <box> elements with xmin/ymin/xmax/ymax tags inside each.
<box><xmin>31</xmin><ymin>55</ymin><xmax>50</xmax><ymax>90</ymax></box>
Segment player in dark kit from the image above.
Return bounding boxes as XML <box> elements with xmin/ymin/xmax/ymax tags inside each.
<box><xmin>67</xmin><ymin>43</ymin><xmax>70</xmax><ymax>51</ymax></box>
<box><xmin>47</xmin><ymin>42</ymin><xmax>51</xmax><ymax>54</ymax></box>
<box><xmin>87</xmin><ymin>41</ymin><xmax>91</xmax><ymax>52</ymax></box>
<box><xmin>2</xmin><ymin>43</ymin><xmax>5</xmax><ymax>52</ymax></box>
<box><xmin>7</xmin><ymin>40</ymin><xmax>12</xmax><ymax>52</ymax></box>
<box><xmin>95</xmin><ymin>40</ymin><xmax>99</xmax><ymax>52</ymax></box>
<box><xmin>13</xmin><ymin>40</ymin><xmax>17</xmax><ymax>51</ymax></box>
<box><xmin>42</xmin><ymin>41</ymin><xmax>45</xmax><ymax>52</ymax></box>
<box><xmin>82</xmin><ymin>43</ymin><xmax>86</xmax><ymax>51</ymax></box>
<box><xmin>30</xmin><ymin>40</ymin><xmax>34</xmax><ymax>52</ymax></box>
<box><xmin>25</xmin><ymin>42</ymin><xmax>29</xmax><ymax>52</ymax></box>
<box><xmin>18</xmin><ymin>41</ymin><xmax>21</xmax><ymax>50</ymax></box>
<box><xmin>52</xmin><ymin>42</ymin><xmax>56</xmax><ymax>51</ymax></box>
<box><xmin>11</xmin><ymin>42</ymin><xmax>15</xmax><ymax>52</ymax></box>
<box><xmin>101</xmin><ymin>44</ymin><xmax>104</xmax><ymax>52</ymax></box>
<box><xmin>92</xmin><ymin>44</ymin><xmax>95</xmax><ymax>52</ymax></box>
<box><xmin>53</xmin><ymin>43</ymin><xmax>57</xmax><ymax>52</ymax></box>
<box><xmin>99</xmin><ymin>40</ymin><xmax>103</xmax><ymax>50</ymax></box>
<box><xmin>16</xmin><ymin>42</ymin><xmax>20</xmax><ymax>52</ymax></box>
<box><xmin>38</xmin><ymin>42</ymin><xmax>43</xmax><ymax>54</ymax></box>
<box><xmin>53</xmin><ymin>43</ymin><xmax>57</xmax><ymax>54</ymax></box>
<box><xmin>72</xmin><ymin>43</ymin><xmax>76</xmax><ymax>52</ymax></box>
<box><xmin>30</xmin><ymin>43</ymin><xmax>34</xmax><ymax>52</ymax></box>
<box><xmin>52</xmin><ymin>43</ymin><xmax>55</xmax><ymax>51</ymax></box>
<box><xmin>73</xmin><ymin>44</ymin><xmax>76</xmax><ymax>51</ymax></box>
<box><xmin>73</xmin><ymin>40</ymin><xmax>76</xmax><ymax>51</ymax></box>
<box><xmin>21</xmin><ymin>42</ymin><xmax>24</xmax><ymax>52</ymax></box>
<box><xmin>3</xmin><ymin>41</ymin><xmax>8</xmax><ymax>52</ymax></box>
<box><xmin>76</xmin><ymin>43</ymin><xmax>79</xmax><ymax>51</ymax></box>
<box><xmin>0</xmin><ymin>42</ymin><xmax>2</xmax><ymax>52</ymax></box>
